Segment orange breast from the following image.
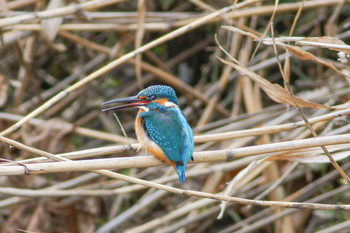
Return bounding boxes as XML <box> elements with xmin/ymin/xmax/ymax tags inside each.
<box><xmin>135</xmin><ymin>110</ymin><xmax>175</xmax><ymax>169</ymax></box>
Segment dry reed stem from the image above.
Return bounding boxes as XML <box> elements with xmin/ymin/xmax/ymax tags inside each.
<box><xmin>188</xmin><ymin>0</ymin><xmax>216</xmax><ymax>12</ymax></box>
<box><xmin>8</xmin><ymin>23</ymin><xmax>173</xmax><ymax>31</ymax></box>
<box><xmin>296</xmin><ymin>40</ymin><xmax>350</xmax><ymax>50</ymax></box>
<box><xmin>158</xmin><ymin>206</ymin><xmax>220</xmax><ymax>233</ymax></box>
<box><xmin>0</xmin><ymin>155</ymin><xmax>264</xmax><ymax>210</ymax></box>
<box><xmin>126</xmin><ymin>199</ymin><xmax>215</xmax><ymax>233</ymax></box>
<box><xmin>95</xmin><ymin>190</ymin><xmax>167</xmax><ymax>233</ymax></box>
<box><xmin>134</xmin><ymin>0</ymin><xmax>146</xmax><ymax>89</ymax></box>
<box><xmin>0</xmin><ymin>155</ymin><xmax>264</xmax><ymax>197</ymax></box>
<box><xmin>1</xmin><ymin>134</ymin><xmax>348</xmax><ymax>212</ymax></box>
<box><xmin>223</xmin><ymin>4</ymin><xmax>290</xmax><ymax>228</ymax></box>
<box><xmin>2</xmin><ymin>133</ymin><xmax>350</xmax><ymax>175</ymax></box>
<box><xmin>270</xmin><ymin>23</ymin><xmax>350</xmax><ymax>184</ymax></box>
<box><xmin>317</xmin><ymin>219</ymin><xmax>350</xmax><ymax>233</ymax></box>
<box><xmin>0</xmin><ymin>187</ymin><xmax>120</xmax><ymax>197</ymax></box>
<box><xmin>0</xmin><ymin>112</ymin><xmax>136</xmax><ymax>144</ymax></box>
<box><xmin>1</xmin><ymin>107</ymin><xmax>350</xmax><ymax>166</ymax></box>
<box><xmin>283</xmin><ymin>0</ymin><xmax>306</xmax><ymax>83</ymax></box>
<box><xmin>3</xmin><ymin>0</ymin><xmax>348</xmax><ymax>26</ymax></box>
<box><xmin>224</xmin><ymin>0</ymin><xmax>350</xmax><ymax>20</ymax></box>
<box><xmin>130</xmin><ymin>184</ymin><xmax>350</xmax><ymax>233</ymax></box>
<box><xmin>252</xmin><ymin>161</ymin><xmax>299</xmax><ymax>201</ymax></box>
<box><xmin>232</xmin><ymin>186</ymin><xmax>350</xmax><ymax>233</ymax></box>
<box><xmin>1</xmin><ymin>0</ymin><xmax>38</xmax><ymax>11</ymax></box>
<box><xmin>1</xmin><ymin>117</ymin><xmax>349</xmax><ymax>215</ymax></box>
<box><xmin>0</xmin><ymin>173</ymin><xmax>101</xmax><ymax>209</ymax></box>
<box><xmin>221</xmin><ymin>162</ymin><xmax>350</xmax><ymax>232</ymax></box>
<box><xmin>0</xmin><ymin>0</ymin><xmax>125</xmax><ymax>27</ymax></box>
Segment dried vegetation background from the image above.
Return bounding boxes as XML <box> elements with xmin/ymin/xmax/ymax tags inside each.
<box><xmin>1</xmin><ymin>0</ymin><xmax>350</xmax><ymax>232</ymax></box>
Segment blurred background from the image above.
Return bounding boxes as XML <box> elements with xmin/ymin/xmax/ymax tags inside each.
<box><xmin>1</xmin><ymin>0</ymin><xmax>350</xmax><ymax>232</ymax></box>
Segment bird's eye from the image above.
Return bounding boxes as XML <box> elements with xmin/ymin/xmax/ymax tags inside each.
<box><xmin>149</xmin><ymin>94</ymin><xmax>156</xmax><ymax>100</ymax></box>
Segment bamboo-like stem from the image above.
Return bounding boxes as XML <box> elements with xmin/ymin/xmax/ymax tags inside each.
<box><xmin>2</xmin><ymin>0</ymin><xmax>38</xmax><ymax>11</ymax></box>
<box><xmin>224</xmin><ymin>0</ymin><xmax>350</xmax><ymax>20</ymax></box>
<box><xmin>0</xmin><ymin>187</ymin><xmax>119</xmax><ymax>197</ymax></box>
<box><xmin>0</xmin><ymin>0</ymin><xmax>125</xmax><ymax>27</ymax></box>
<box><xmin>1</xmin><ymin>133</ymin><xmax>348</xmax><ymax>212</ymax></box>
<box><xmin>1</xmin><ymin>107</ymin><xmax>350</xmax><ymax>167</ymax></box>
<box><xmin>7</xmin><ymin>23</ymin><xmax>173</xmax><ymax>31</ymax></box>
<box><xmin>4</xmin><ymin>0</ymin><xmax>349</xmax><ymax>26</ymax></box>
<box><xmin>2</xmin><ymin>133</ymin><xmax>350</xmax><ymax>175</ymax></box>
<box><xmin>134</xmin><ymin>0</ymin><xmax>146</xmax><ymax>89</ymax></box>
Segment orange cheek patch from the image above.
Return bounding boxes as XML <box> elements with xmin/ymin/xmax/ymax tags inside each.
<box><xmin>154</xmin><ymin>98</ymin><xmax>168</xmax><ymax>105</ymax></box>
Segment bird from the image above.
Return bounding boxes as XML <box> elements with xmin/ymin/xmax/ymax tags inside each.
<box><xmin>102</xmin><ymin>85</ymin><xmax>194</xmax><ymax>182</ymax></box>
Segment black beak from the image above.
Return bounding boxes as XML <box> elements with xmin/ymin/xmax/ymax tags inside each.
<box><xmin>101</xmin><ymin>96</ymin><xmax>149</xmax><ymax>112</ymax></box>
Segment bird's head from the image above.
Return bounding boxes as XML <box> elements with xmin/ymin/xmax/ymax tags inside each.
<box><xmin>102</xmin><ymin>85</ymin><xmax>178</xmax><ymax>112</ymax></box>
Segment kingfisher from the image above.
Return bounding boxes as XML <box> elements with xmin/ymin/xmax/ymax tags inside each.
<box><xmin>102</xmin><ymin>85</ymin><xmax>194</xmax><ymax>182</ymax></box>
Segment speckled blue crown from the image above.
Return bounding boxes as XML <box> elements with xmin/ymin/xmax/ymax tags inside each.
<box><xmin>137</xmin><ymin>85</ymin><xmax>178</xmax><ymax>105</ymax></box>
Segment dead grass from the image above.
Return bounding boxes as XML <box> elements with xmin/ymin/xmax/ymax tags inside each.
<box><xmin>1</xmin><ymin>0</ymin><xmax>350</xmax><ymax>232</ymax></box>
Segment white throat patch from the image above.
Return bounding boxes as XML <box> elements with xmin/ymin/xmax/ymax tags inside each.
<box><xmin>137</xmin><ymin>102</ymin><xmax>178</xmax><ymax>112</ymax></box>
<box><xmin>138</xmin><ymin>106</ymin><xmax>149</xmax><ymax>112</ymax></box>
<box><xmin>163</xmin><ymin>102</ymin><xmax>178</xmax><ymax>108</ymax></box>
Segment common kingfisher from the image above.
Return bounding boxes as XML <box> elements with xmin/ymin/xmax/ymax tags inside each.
<box><xmin>102</xmin><ymin>85</ymin><xmax>194</xmax><ymax>182</ymax></box>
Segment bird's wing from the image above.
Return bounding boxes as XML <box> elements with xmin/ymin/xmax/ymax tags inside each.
<box><xmin>143</xmin><ymin>107</ymin><xmax>193</xmax><ymax>165</ymax></box>
<box><xmin>178</xmin><ymin>110</ymin><xmax>194</xmax><ymax>163</ymax></box>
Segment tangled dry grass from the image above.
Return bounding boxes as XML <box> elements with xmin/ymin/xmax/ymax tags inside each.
<box><xmin>1</xmin><ymin>0</ymin><xmax>350</xmax><ymax>232</ymax></box>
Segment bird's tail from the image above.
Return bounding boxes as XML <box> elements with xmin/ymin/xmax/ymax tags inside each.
<box><xmin>176</xmin><ymin>164</ymin><xmax>186</xmax><ymax>182</ymax></box>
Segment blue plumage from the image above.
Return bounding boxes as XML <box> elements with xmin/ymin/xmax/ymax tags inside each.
<box><xmin>102</xmin><ymin>85</ymin><xmax>194</xmax><ymax>182</ymax></box>
<box><xmin>139</xmin><ymin>102</ymin><xmax>194</xmax><ymax>182</ymax></box>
